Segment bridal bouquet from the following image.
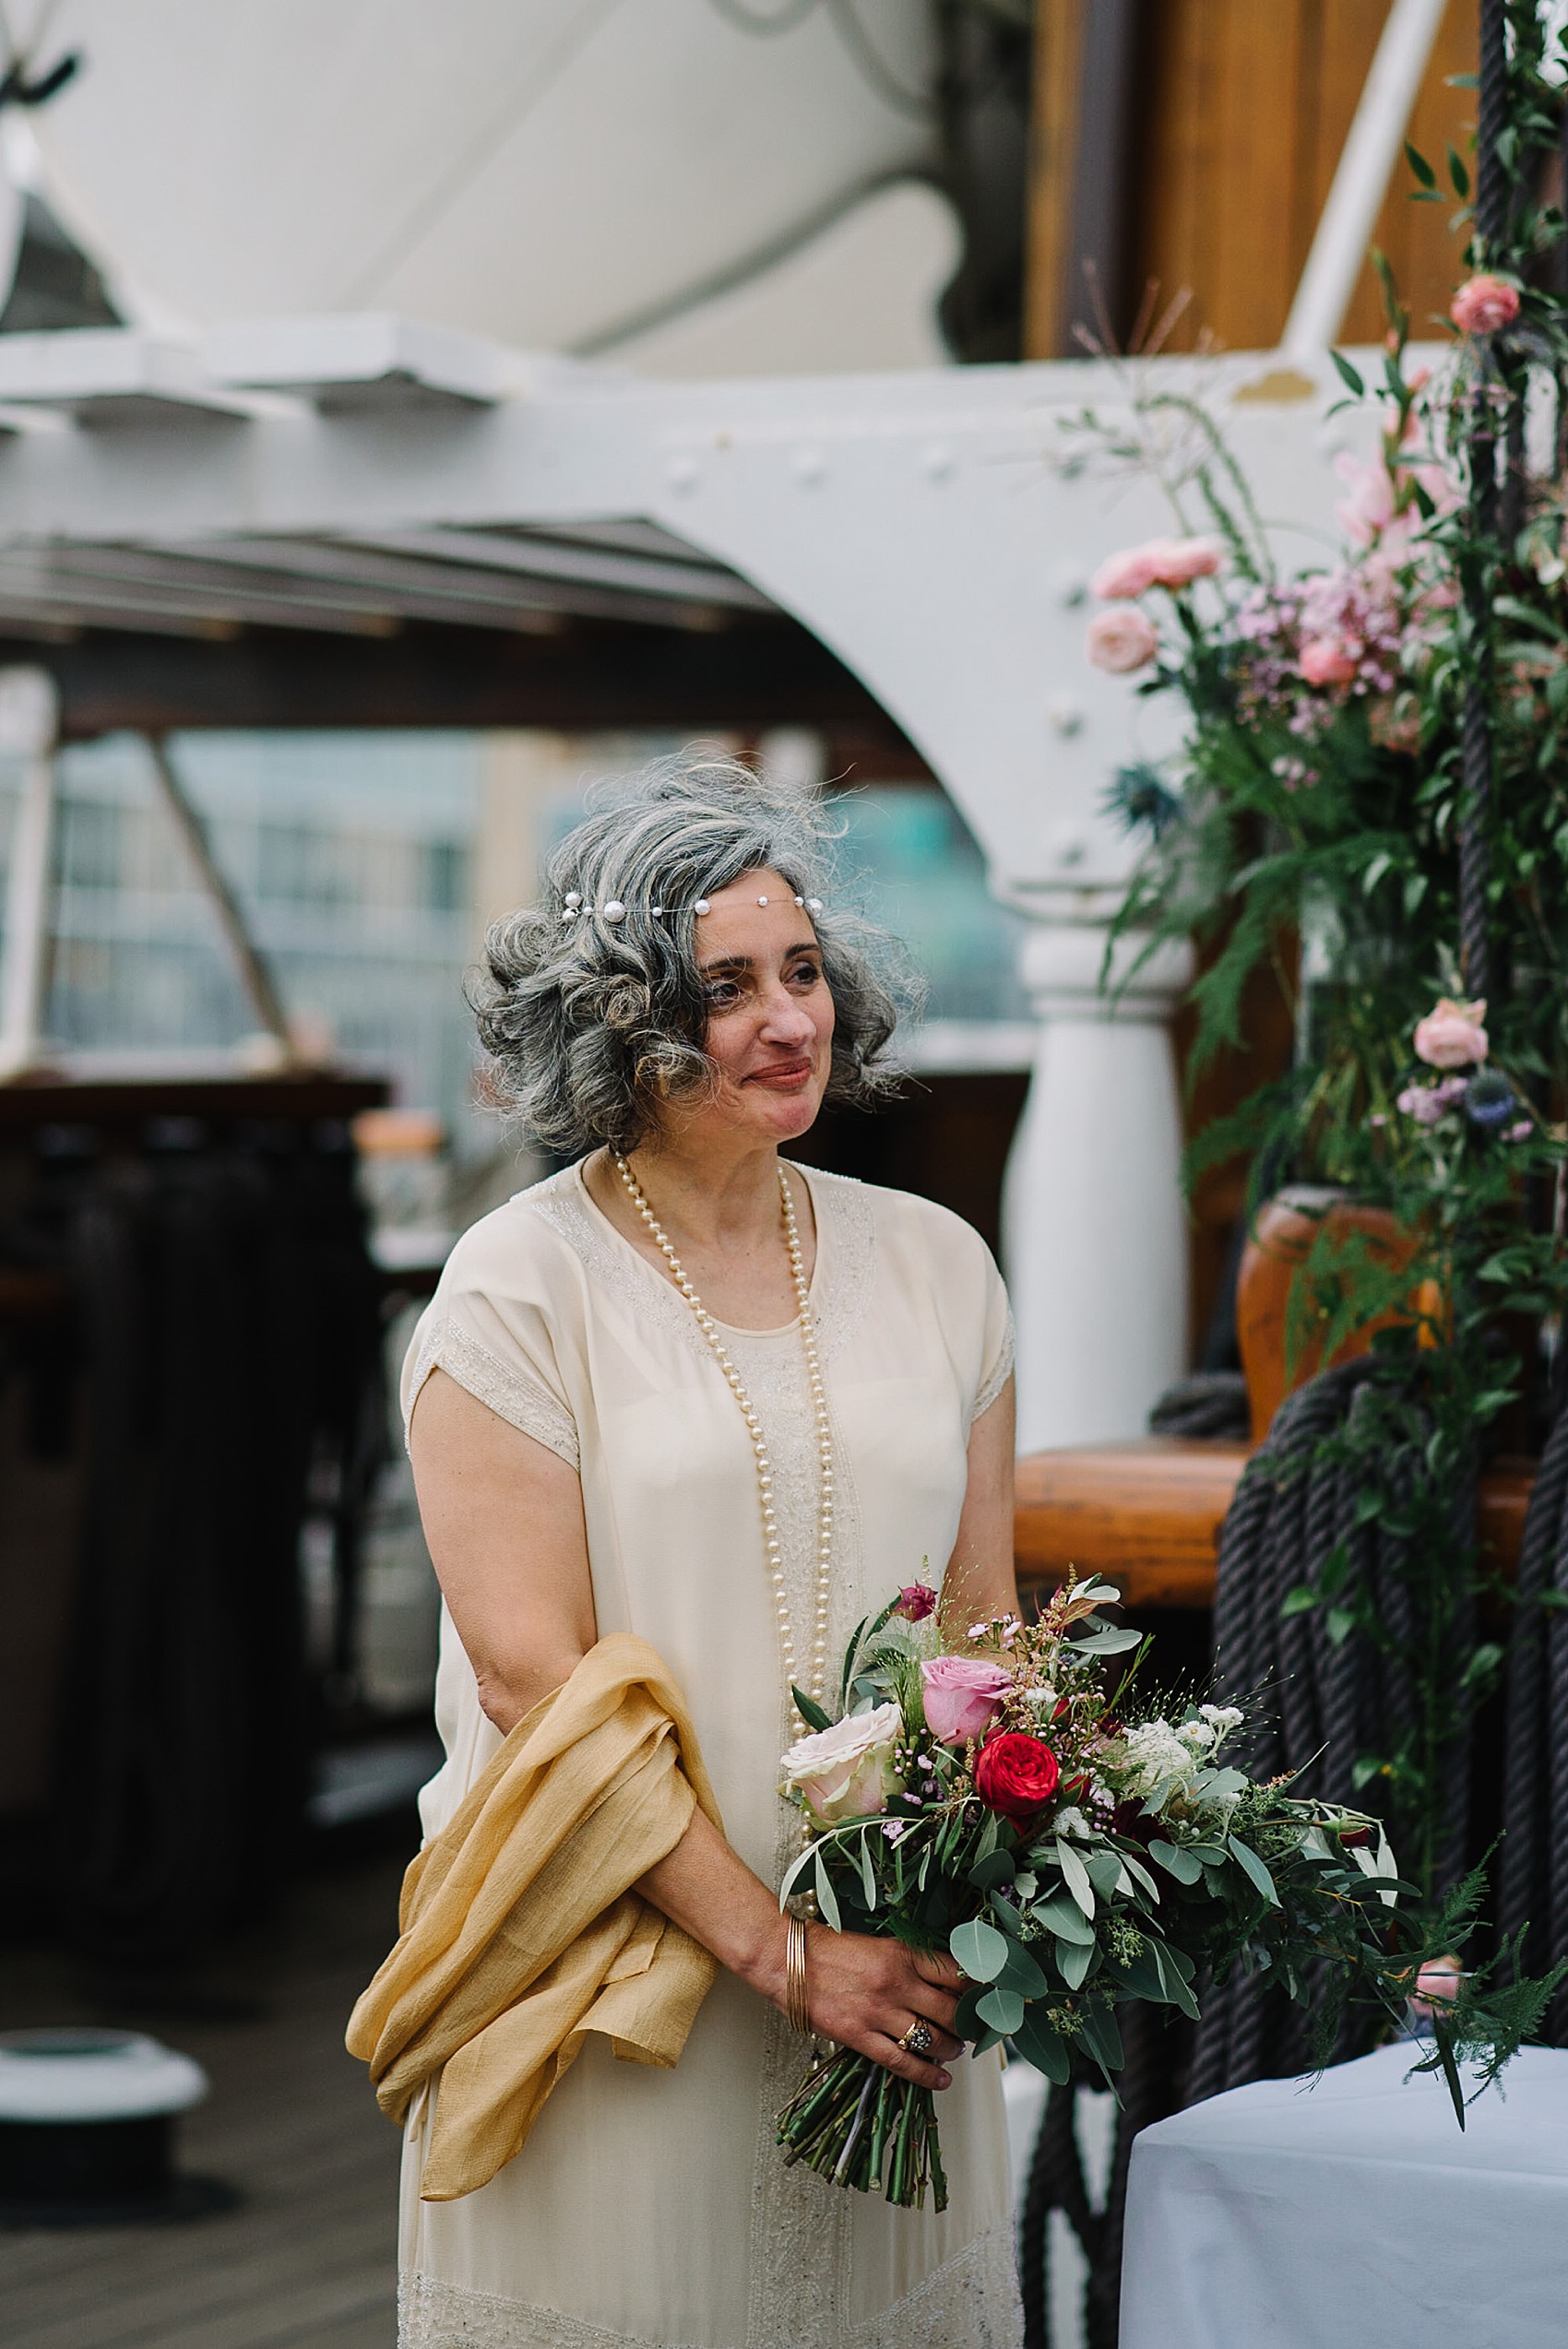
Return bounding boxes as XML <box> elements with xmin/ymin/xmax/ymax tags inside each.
<box><xmin>775</xmin><ymin>1578</ymin><xmax>1543</xmax><ymax>2211</ymax></box>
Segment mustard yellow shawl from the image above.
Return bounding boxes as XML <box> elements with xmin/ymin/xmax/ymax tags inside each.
<box><xmin>346</xmin><ymin>1633</ymin><xmax>722</xmax><ymax>2201</ymax></box>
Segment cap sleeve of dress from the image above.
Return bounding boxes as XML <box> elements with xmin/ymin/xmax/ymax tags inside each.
<box><xmin>970</xmin><ymin>1241</ymin><xmax>1016</xmax><ymax>1425</ymax></box>
<box><xmin>399</xmin><ymin>1200</ymin><xmax>579</xmax><ymax>1470</ymax></box>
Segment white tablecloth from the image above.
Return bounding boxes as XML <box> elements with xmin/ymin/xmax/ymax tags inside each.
<box><xmin>1121</xmin><ymin>2043</ymin><xmax>1568</xmax><ymax>2349</ymax></box>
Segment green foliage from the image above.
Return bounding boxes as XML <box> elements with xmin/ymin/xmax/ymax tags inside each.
<box><xmin>1089</xmin><ymin>0</ymin><xmax>1568</xmax><ymax>1999</ymax></box>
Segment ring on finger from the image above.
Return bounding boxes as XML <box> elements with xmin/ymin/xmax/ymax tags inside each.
<box><xmin>897</xmin><ymin>2019</ymin><xmax>936</xmax><ymax>2059</ymax></box>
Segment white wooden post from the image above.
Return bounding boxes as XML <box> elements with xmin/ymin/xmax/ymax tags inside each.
<box><xmin>1004</xmin><ymin>913</ymin><xmax>1192</xmax><ymax>1452</ymax></box>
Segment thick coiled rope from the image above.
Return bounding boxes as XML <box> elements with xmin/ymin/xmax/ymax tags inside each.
<box><xmin>1497</xmin><ymin>1396</ymin><xmax>1568</xmax><ymax>2041</ymax></box>
<box><xmin>1192</xmin><ymin>1356</ymin><xmax>1477</xmax><ymax>2101</ymax></box>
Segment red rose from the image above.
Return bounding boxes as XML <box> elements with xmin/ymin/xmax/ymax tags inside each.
<box><xmin>975</xmin><ymin>1732</ymin><xmax>1060</xmax><ymax>1822</ymax></box>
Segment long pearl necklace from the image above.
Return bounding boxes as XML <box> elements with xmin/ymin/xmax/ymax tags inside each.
<box><xmin>612</xmin><ymin>1152</ymin><xmax>835</xmax><ymax>1705</ymax></box>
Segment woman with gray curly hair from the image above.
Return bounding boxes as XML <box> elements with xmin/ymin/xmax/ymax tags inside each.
<box><xmin>391</xmin><ymin>756</ymin><xmax>1022</xmax><ymax>2348</ymax></box>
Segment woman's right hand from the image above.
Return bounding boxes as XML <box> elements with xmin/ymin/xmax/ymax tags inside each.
<box><xmin>788</xmin><ymin>1922</ymin><xmax>966</xmax><ymax>2091</ymax></box>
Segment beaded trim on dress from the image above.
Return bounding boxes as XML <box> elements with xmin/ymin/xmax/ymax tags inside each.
<box><xmin>971</xmin><ymin>1311</ymin><xmax>1016</xmax><ymax>1424</ymax></box>
<box><xmin>403</xmin><ymin>1317</ymin><xmax>580</xmax><ymax>1467</ymax></box>
<box><xmin>398</xmin><ymin>2225</ymin><xmax>1022</xmax><ymax>2349</ymax></box>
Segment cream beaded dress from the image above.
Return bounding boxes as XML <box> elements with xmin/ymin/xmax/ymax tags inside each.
<box><xmin>397</xmin><ymin>1160</ymin><xmax>1024</xmax><ymax>2349</ymax></box>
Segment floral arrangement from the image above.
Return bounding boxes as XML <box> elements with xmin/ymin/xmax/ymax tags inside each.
<box><xmin>1051</xmin><ymin>8</ymin><xmax>1568</xmax><ymax>1924</ymax></box>
<box><xmin>772</xmin><ymin>1582</ymin><xmax>1538</xmax><ymax>2211</ymax></box>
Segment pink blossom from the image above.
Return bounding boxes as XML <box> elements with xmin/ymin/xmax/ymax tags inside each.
<box><xmin>1089</xmin><ymin>536</ymin><xmax>1221</xmax><ymax>599</ymax></box>
<box><xmin>1087</xmin><ymin>605</ymin><xmax>1158</xmax><ymax>673</ymax></box>
<box><xmin>1450</xmin><ymin>275</ymin><xmax>1520</xmax><ymax>336</ymax></box>
<box><xmin>1150</xmin><ymin>536</ymin><xmax>1223</xmax><ymax>587</ymax></box>
<box><xmin>1397</xmin><ymin>1081</ymin><xmax>1467</xmax><ymax>1126</ymax></box>
<box><xmin>1300</xmin><ymin>636</ymin><xmax>1359</xmax><ymax>686</ymax></box>
<box><xmin>921</xmin><ymin>1655</ymin><xmax>1013</xmax><ymax>1745</ymax></box>
<box><xmin>1091</xmin><ymin>544</ymin><xmax>1163</xmax><ymax>599</ymax></box>
<box><xmin>1334</xmin><ymin>454</ymin><xmax>1396</xmax><ymax>550</ymax></box>
<box><xmin>1413</xmin><ymin>996</ymin><xmax>1488</xmax><ymax>1069</ymax></box>
<box><xmin>1507</xmin><ymin>1120</ymin><xmax>1535</xmax><ymax>1142</ymax></box>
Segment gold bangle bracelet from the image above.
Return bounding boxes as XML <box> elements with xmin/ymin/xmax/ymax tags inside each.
<box><xmin>785</xmin><ymin>1913</ymin><xmax>811</xmax><ymax>2036</ymax></box>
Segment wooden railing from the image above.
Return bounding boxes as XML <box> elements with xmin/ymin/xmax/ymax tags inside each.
<box><xmin>1014</xmin><ymin>1437</ymin><xmax>1537</xmax><ymax>1610</ymax></box>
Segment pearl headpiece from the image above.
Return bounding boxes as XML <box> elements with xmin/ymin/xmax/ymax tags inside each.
<box><xmin>561</xmin><ymin>888</ymin><xmax>824</xmax><ymax>924</ymax></box>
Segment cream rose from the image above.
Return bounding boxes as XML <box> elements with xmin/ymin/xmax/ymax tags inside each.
<box><xmin>1413</xmin><ymin>996</ymin><xmax>1488</xmax><ymax>1069</ymax></box>
<box><xmin>781</xmin><ymin>1702</ymin><xmax>904</xmax><ymax>1824</ymax></box>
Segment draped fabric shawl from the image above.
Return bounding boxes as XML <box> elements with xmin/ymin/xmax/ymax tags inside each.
<box><xmin>347</xmin><ymin>1633</ymin><xmax>722</xmax><ymax>2201</ymax></box>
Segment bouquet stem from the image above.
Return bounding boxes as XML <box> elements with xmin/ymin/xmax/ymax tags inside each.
<box><xmin>777</xmin><ymin>2047</ymin><xmax>947</xmax><ymax>2211</ymax></box>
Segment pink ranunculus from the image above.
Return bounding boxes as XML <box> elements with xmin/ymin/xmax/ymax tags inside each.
<box><xmin>1089</xmin><ymin>535</ymin><xmax>1221</xmax><ymax>601</ymax></box>
<box><xmin>1299</xmin><ymin>635</ymin><xmax>1359</xmax><ymax>687</ymax></box>
<box><xmin>1450</xmin><ymin>274</ymin><xmax>1520</xmax><ymax>337</ymax></box>
<box><xmin>1413</xmin><ymin>996</ymin><xmax>1488</xmax><ymax>1069</ymax></box>
<box><xmin>921</xmin><ymin>1655</ymin><xmax>1013</xmax><ymax>1746</ymax></box>
<box><xmin>1086</xmin><ymin>605</ymin><xmax>1159</xmax><ymax>673</ymax></box>
<box><xmin>1091</xmin><ymin>544</ymin><xmax>1163</xmax><ymax>599</ymax></box>
<box><xmin>1149</xmin><ymin>535</ymin><xmax>1223</xmax><ymax>587</ymax></box>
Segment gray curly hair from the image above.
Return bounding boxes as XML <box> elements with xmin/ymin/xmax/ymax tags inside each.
<box><xmin>472</xmin><ymin>753</ymin><xmax>920</xmax><ymax>1156</ymax></box>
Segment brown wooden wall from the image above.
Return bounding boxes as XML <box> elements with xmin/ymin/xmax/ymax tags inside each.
<box><xmin>1028</xmin><ymin>0</ymin><xmax>1478</xmax><ymax>359</ymax></box>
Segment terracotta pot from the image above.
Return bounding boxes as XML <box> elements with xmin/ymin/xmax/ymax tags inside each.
<box><xmin>1237</xmin><ymin>1187</ymin><xmax>1442</xmax><ymax>1441</ymax></box>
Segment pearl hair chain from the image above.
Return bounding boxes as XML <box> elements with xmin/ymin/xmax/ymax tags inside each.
<box><xmin>612</xmin><ymin>1151</ymin><xmax>835</xmax><ymax>1705</ymax></box>
<box><xmin>563</xmin><ymin>890</ymin><xmax>823</xmax><ymax>923</ymax></box>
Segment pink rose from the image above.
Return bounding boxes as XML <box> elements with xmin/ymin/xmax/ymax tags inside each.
<box><xmin>1413</xmin><ymin>996</ymin><xmax>1488</xmax><ymax>1069</ymax></box>
<box><xmin>921</xmin><ymin>1655</ymin><xmax>1012</xmax><ymax>1745</ymax></box>
<box><xmin>1299</xmin><ymin>635</ymin><xmax>1359</xmax><ymax>686</ymax></box>
<box><xmin>1089</xmin><ymin>536</ymin><xmax>1220</xmax><ymax>599</ymax></box>
<box><xmin>1450</xmin><ymin>274</ymin><xmax>1520</xmax><ymax>336</ymax></box>
<box><xmin>1087</xmin><ymin>605</ymin><xmax>1158</xmax><ymax>673</ymax></box>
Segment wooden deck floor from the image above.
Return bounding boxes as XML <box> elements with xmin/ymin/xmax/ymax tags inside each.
<box><xmin>0</xmin><ymin>1853</ymin><xmax>407</xmax><ymax>2349</ymax></box>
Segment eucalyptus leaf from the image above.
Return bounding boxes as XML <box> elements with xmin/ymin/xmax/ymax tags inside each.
<box><xmin>1229</xmin><ymin>1834</ymin><xmax>1281</xmax><ymax>1908</ymax></box>
<box><xmin>1066</xmin><ymin>1625</ymin><xmax>1143</xmax><ymax>1655</ymax></box>
<box><xmin>1056</xmin><ymin>1839</ymin><xmax>1097</xmax><ymax>1917</ymax></box>
<box><xmin>1085</xmin><ymin>1848</ymin><xmax>1123</xmax><ymax>1900</ymax></box>
<box><xmin>1151</xmin><ymin>1940</ymin><xmax>1200</xmax><ymax>2019</ymax></box>
<box><xmin>814</xmin><ymin>1850</ymin><xmax>841</xmax><ymax>1932</ymax></box>
<box><xmin>1058</xmin><ymin>1936</ymin><xmax>1095</xmax><ymax>1990</ymax></box>
<box><xmin>1014</xmin><ymin>2011</ymin><xmax>1071</xmax><ymax>2084</ymax></box>
<box><xmin>1000</xmin><ymin>1940</ymin><xmax>1049</xmax><ymax>1999</ymax></box>
<box><xmin>1116</xmin><ymin>1847</ymin><xmax>1162</xmax><ymax>1901</ymax></box>
<box><xmin>969</xmin><ymin>1849</ymin><xmax>1016</xmax><ymax>1893</ymax></box>
<box><xmin>1148</xmin><ymin>1839</ymin><xmax>1204</xmax><ymax>1885</ymax></box>
<box><xmin>1076</xmin><ymin>2001</ymin><xmax>1124</xmax><ymax>2076</ymax></box>
<box><xmin>1110</xmin><ymin>1948</ymin><xmax>1168</xmax><ymax>2002</ymax></box>
<box><xmin>950</xmin><ymin>1917</ymin><xmax>1010</xmax><ymax>1983</ymax></box>
<box><xmin>1032</xmin><ymin>1892</ymin><xmax>1096</xmax><ymax>1943</ymax></box>
<box><xmin>976</xmin><ymin>1984</ymin><xmax>1026</xmax><ymax>2035</ymax></box>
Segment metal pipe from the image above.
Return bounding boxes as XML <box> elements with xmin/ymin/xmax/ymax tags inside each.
<box><xmin>142</xmin><ymin>731</ymin><xmax>294</xmax><ymax>1057</ymax></box>
<box><xmin>1281</xmin><ymin>0</ymin><xmax>1450</xmax><ymax>358</ymax></box>
<box><xmin>1458</xmin><ymin>0</ymin><xmax>1510</xmax><ymax>1002</ymax></box>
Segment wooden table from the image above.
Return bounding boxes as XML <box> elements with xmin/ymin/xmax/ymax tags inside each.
<box><xmin>1014</xmin><ymin>1438</ymin><xmax>1538</xmax><ymax>1610</ymax></box>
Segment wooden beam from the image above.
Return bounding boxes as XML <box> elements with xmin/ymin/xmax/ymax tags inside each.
<box><xmin>1024</xmin><ymin>0</ymin><xmax>1087</xmax><ymax>358</ymax></box>
<box><xmin>0</xmin><ymin>616</ymin><xmax>924</xmax><ymax>748</ymax></box>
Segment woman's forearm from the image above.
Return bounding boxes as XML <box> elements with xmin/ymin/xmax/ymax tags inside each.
<box><xmin>638</xmin><ymin>1805</ymin><xmax>788</xmax><ymax>2005</ymax></box>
